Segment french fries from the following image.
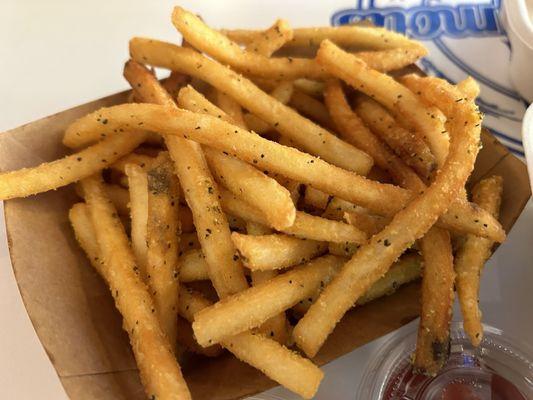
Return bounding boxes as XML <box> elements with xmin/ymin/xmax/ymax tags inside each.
<box><xmin>193</xmin><ymin>255</ymin><xmax>345</xmax><ymax>346</ymax></box>
<box><xmin>179</xmin><ymin>249</ymin><xmax>209</xmax><ymax>282</ymax></box>
<box><xmin>65</xmin><ymin>103</ymin><xmax>504</xmax><ymax>241</ymax></box>
<box><xmin>292</xmin><ymin>253</ymin><xmax>422</xmax><ymax>315</ymax></box>
<box><xmin>111</xmin><ymin>152</ymin><xmax>156</xmax><ymax>173</ymax></box>
<box><xmin>220</xmin><ymin>188</ymin><xmax>366</xmax><ymax>243</ymax></box>
<box><xmin>303</xmin><ymin>186</ymin><xmax>330</xmax><ymax>210</ymax></box>
<box><xmin>215</xmin><ymin>90</ymin><xmax>247</xmax><ymax>129</ymax></box>
<box><xmin>456</xmin><ymin>176</ymin><xmax>503</xmax><ymax>346</ymax></box>
<box><xmin>289</xmin><ymin>89</ymin><xmax>334</xmax><ymax>129</ymax></box>
<box><xmin>231</xmin><ymin>232</ymin><xmax>328</xmax><ymax>271</ymax></box>
<box><xmin>179</xmin><ymin>248</ymin><xmax>324</xmax><ymax>400</ymax></box>
<box><xmin>0</xmin><ymin>131</ymin><xmax>146</xmax><ymax>200</ymax></box>
<box><xmin>127</xmin><ymin>38</ymin><xmax>374</xmax><ymax>174</ymax></box>
<box><xmin>125</xmin><ymin>164</ymin><xmax>149</xmax><ymax>279</ymax></box>
<box><xmin>457</xmin><ymin>76</ymin><xmax>481</xmax><ymax>100</ymax></box>
<box><xmin>173</xmin><ymin>7</ymin><xmax>327</xmax><ymax>80</ymax></box>
<box><xmin>316</xmin><ymin>40</ymin><xmax>449</xmax><ymax>167</ymax></box>
<box><xmin>246</xmin><ymin>222</ymin><xmax>289</xmax><ymax>344</ymax></box>
<box><xmin>245</xmin><ymin>19</ymin><xmax>293</xmax><ymax>57</ymax></box>
<box><xmin>145</xmin><ymin>157</ymin><xmax>181</xmax><ymax>352</ymax></box>
<box><xmin>324</xmin><ymin>79</ymin><xmax>424</xmax><ymax>190</ymax></box>
<box><xmin>123</xmin><ymin>60</ymin><xmax>248</xmax><ymax>298</ymax></box>
<box><xmin>4</xmin><ymin>7</ymin><xmax>512</xmax><ymax>395</ymax></box>
<box><xmin>79</xmin><ymin>176</ymin><xmax>191</xmax><ymax>399</ymax></box>
<box><xmin>222</xmin><ymin>24</ymin><xmax>423</xmax><ymax>50</ymax></box>
<box><xmin>353</xmin><ymin>97</ymin><xmax>436</xmax><ymax>181</ymax></box>
<box><xmin>176</xmin><ymin>85</ymin><xmax>297</xmax><ymax>230</ymax></box>
<box><xmin>414</xmin><ymin>227</ymin><xmax>455</xmax><ymax>375</ymax></box>
<box><xmin>293</xmin><ymin>75</ymin><xmax>483</xmax><ymax>358</ymax></box>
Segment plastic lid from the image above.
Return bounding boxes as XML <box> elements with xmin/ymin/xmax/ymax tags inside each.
<box><xmin>357</xmin><ymin>322</ymin><xmax>533</xmax><ymax>399</ymax></box>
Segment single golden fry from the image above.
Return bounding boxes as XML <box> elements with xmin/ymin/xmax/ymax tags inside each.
<box><xmin>146</xmin><ymin>157</ymin><xmax>181</xmax><ymax>353</ymax></box>
<box><xmin>110</xmin><ymin>152</ymin><xmax>157</xmax><ymax>173</ymax></box>
<box><xmin>289</xmin><ymin>89</ymin><xmax>334</xmax><ymax>129</ymax></box>
<box><xmin>69</xmin><ymin>203</ymin><xmax>103</xmax><ymax>272</ymax></box>
<box><xmin>232</xmin><ymin>232</ymin><xmax>328</xmax><ymax>271</ymax></box>
<box><xmin>193</xmin><ymin>255</ymin><xmax>345</xmax><ymax>346</ymax></box>
<box><xmin>176</xmin><ymin>317</ymin><xmax>223</xmax><ymax>357</ymax></box>
<box><xmin>222</xmin><ymin>25</ymin><xmax>422</xmax><ymax>50</ymax></box>
<box><xmin>179</xmin><ymin>232</ymin><xmax>200</xmax><ymax>252</ymax></box>
<box><xmin>324</xmin><ymin>79</ymin><xmax>424</xmax><ymax>190</ymax></box>
<box><xmin>303</xmin><ymin>186</ymin><xmax>330</xmax><ymax>210</ymax></box>
<box><xmin>180</xmin><ymin>249</ymin><xmax>209</xmax><ymax>282</ymax></box>
<box><xmin>353</xmin><ymin>46</ymin><xmax>428</xmax><ymax>72</ymax></box>
<box><xmin>244</xmin><ymin>81</ymin><xmax>294</xmax><ymax>134</ymax></box>
<box><xmin>354</xmin><ymin>97</ymin><xmax>436</xmax><ymax>181</ymax></box>
<box><xmin>222</xmin><ymin>332</ymin><xmax>323</xmax><ymax>399</ymax></box>
<box><xmin>343</xmin><ymin>209</ymin><xmax>389</xmax><ymax>236</ymax></box>
<box><xmin>293</xmin><ymin>79</ymin><xmax>324</xmax><ymax>98</ymax></box>
<box><xmin>128</xmin><ymin>38</ymin><xmax>373</xmax><ymax>174</ymax></box>
<box><xmin>414</xmin><ymin>227</ymin><xmax>455</xmax><ymax>375</ymax></box>
<box><xmin>293</xmin><ymin>78</ymin><xmax>483</xmax><ymax>358</ymax></box>
<box><xmin>316</xmin><ymin>40</ymin><xmax>448</xmax><ymax>166</ymax></box>
<box><xmin>246</xmin><ymin>19</ymin><xmax>293</xmax><ymax>57</ymax></box>
<box><xmin>457</xmin><ymin>76</ymin><xmax>480</xmax><ymax>100</ymax></box>
<box><xmin>79</xmin><ymin>176</ymin><xmax>191</xmax><ymax>399</ymax></box>
<box><xmin>277</xmin><ymin>176</ymin><xmax>303</xmax><ymax>205</ymax></box>
<box><xmin>456</xmin><ymin>175</ymin><xmax>503</xmax><ymax>346</ymax></box>
<box><xmin>104</xmin><ymin>184</ymin><xmax>130</xmax><ymax>215</ymax></box>
<box><xmin>125</xmin><ymin>164</ymin><xmax>149</xmax><ymax>279</ymax></box>
<box><xmin>0</xmin><ymin>131</ymin><xmax>145</xmax><ymax>200</ymax></box>
<box><xmin>65</xmin><ymin>103</ymin><xmax>504</xmax><ymax>241</ymax></box>
<box><xmin>161</xmin><ymin>71</ymin><xmax>191</xmax><ymax>99</ymax></box>
<box><xmin>247</xmin><ymin>222</ymin><xmax>289</xmax><ymax>345</ymax></box>
<box><xmin>215</xmin><ymin>90</ymin><xmax>247</xmax><ymax>129</ymax></box>
<box><xmin>123</xmin><ymin>60</ymin><xmax>248</xmax><ymax>298</ymax></box>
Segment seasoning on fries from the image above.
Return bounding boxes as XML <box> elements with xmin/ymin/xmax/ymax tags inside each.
<box><xmin>0</xmin><ymin>5</ymin><xmax>511</xmax><ymax>398</ymax></box>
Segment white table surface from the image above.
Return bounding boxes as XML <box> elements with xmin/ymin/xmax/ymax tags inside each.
<box><xmin>1</xmin><ymin>1</ymin><xmax>532</xmax><ymax>399</ymax></box>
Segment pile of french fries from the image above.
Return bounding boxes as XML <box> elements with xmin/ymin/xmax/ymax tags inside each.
<box><xmin>0</xmin><ymin>7</ymin><xmax>507</xmax><ymax>399</ymax></box>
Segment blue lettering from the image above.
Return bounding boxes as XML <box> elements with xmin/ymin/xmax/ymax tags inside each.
<box><xmin>411</xmin><ymin>10</ymin><xmax>441</xmax><ymax>39</ymax></box>
<box><xmin>331</xmin><ymin>1</ymin><xmax>502</xmax><ymax>40</ymax></box>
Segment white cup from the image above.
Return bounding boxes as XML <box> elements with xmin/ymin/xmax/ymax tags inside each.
<box><xmin>501</xmin><ymin>0</ymin><xmax>533</xmax><ymax>103</ymax></box>
<box><xmin>522</xmin><ymin>103</ymin><xmax>533</xmax><ymax>188</ymax></box>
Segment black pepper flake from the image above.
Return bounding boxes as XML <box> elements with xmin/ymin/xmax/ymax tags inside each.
<box><xmin>260</xmin><ymin>154</ymin><xmax>265</xmax><ymax>158</ymax></box>
<box><xmin>77</xmin><ymin>157</ymin><xmax>82</xmax><ymax>161</ymax></box>
<box><xmin>208</xmin><ymin>186</ymin><xmax>214</xmax><ymax>194</ymax></box>
<box><xmin>101</xmin><ymin>119</ymin><xmax>108</xmax><ymax>125</ymax></box>
<box><xmin>383</xmin><ymin>239</ymin><xmax>391</xmax><ymax>247</ymax></box>
<box><xmin>233</xmin><ymin>254</ymin><xmax>239</xmax><ymax>261</ymax></box>
<box><xmin>195</xmin><ymin>126</ymin><xmax>201</xmax><ymax>130</ymax></box>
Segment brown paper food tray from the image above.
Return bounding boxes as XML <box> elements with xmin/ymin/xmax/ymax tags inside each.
<box><xmin>0</xmin><ymin>88</ymin><xmax>529</xmax><ymax>400</ymax></box>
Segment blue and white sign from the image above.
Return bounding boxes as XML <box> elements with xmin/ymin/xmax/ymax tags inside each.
<box><xmin>331</xmin><ymin>0</ymin><xmax>527</xmax><ymax>158</ymax></box>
